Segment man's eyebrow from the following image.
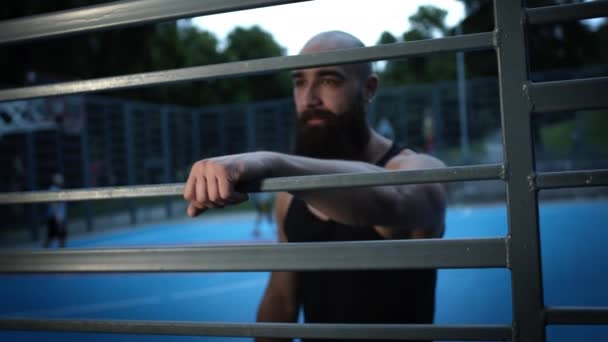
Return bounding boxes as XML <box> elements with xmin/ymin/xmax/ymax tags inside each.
<box><xmin>291</xmin><ymin>69</ymin><xmax>346</xmax><ymax>80</ymax></box>
<box><xmin>317</xmin><ymin>69</ymin><xmax>346</xmax><ymax>79</ymax></box>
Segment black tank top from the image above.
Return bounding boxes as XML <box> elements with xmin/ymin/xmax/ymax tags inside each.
<box><xmin>284</xmin><ymin>143</ymin><xmax>436</xmax><ymax>342</ymax></box>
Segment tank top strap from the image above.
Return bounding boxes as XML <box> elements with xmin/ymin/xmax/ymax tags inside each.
<box><xmin>374</xmin><ymin>142</ymin><xmax>405</xmax><ymax>167</ymax></box>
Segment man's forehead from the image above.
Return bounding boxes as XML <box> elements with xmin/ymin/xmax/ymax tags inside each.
<box><xmin>301</xmin><ymin>41</ymin><xmax>342</xmax><ymax>54</ymax></box>
<box><xmin>291</xmin><ymin>66</ymin><xmax>347</xmax><ymax>78</ymax></box>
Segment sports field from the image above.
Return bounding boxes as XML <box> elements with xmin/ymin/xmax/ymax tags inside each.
<box><xmin>1</xmin><ymin>199</ymin><xmax>606</xmax><ymax>341</ymax></box>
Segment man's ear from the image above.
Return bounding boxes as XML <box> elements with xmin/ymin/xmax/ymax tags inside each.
<box><xmin>365</xmin><ymin>74</ymin><xmax>379</xmax><ymax>103</ymax></box>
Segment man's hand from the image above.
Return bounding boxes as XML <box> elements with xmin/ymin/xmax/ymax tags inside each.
<box><xmin>183</xmin><ymin>153</ymin><xmax>271</xmax><ymax>217</ymax></box>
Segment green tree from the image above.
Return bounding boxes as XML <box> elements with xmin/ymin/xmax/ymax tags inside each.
<box><xmin>378</xmin><ymin>5</ymin><xmax>456</xmax><ymax>86</ymax></box>
<box><xmin>218</xmin><ymin>26</ymin><xmax>291</xmax><ymax>103</ymax></box>
<box><xmin>377</xmin><ymin>31</ymin><xmax>397</xmax><ymax>45</ymax></box>
<box><xmin>408</xmin><ymin>5</ymin><xmax>448</xmax><ymax>38</ymax></box>
<box><xmin>1</xmin><ymin>2</ymin><xmax>291</xmax><ymax>106</ymax></box>
<box><xmin>0</xmin><ymin>0</ymin><xmax>154</xmax><ymax>87</ymax></box>
<box><xmin>144</xmin><ymin>22</ymin><xmax>228</xmax><ymax>106</ymax></box>
<box><xmin>457</xmin><ymin>0</ymin><xmax>604</xmax><ymax>78</ymax></box>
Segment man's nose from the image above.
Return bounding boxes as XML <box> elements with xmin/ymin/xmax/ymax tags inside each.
<box><xmin>302</xmin><ymin>84</ymin><xmax>322</xmax><ymax>108</ymax></box>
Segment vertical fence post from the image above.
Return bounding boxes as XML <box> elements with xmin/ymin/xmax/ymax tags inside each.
<box><xmin>456</xmin><ymin>13</ymin><xmax>471</xmax><ymax>163</ymax></box>
<box><xmin>192</xmin><ymin>110</ymin><xmax>201</xmax><ymax>161</ymax></box>
<box><xmin>272</xmin><ymin>102</ymin><xmax>281</xmax><ymax>151</ymax></box>
<box><xmin>399</xmin><ymin>88</ymin><xmax>408</xmax><ymax>146</ymax></box>
<box><xmin>494</xmin><ymin>1</ymin><xmax>546</xmax><ymax>341</ymax></box>
<box><xmin>55</xmin><ymin>129</ymin><xmax>64</xmax><ymax>175</ymax></box>
<box><xmin>431</xmin><ymin>85</ymin><xmax>443</xmax><ymax>153</ymax></box>
<box><xmin>218</xmin><ymin>110</ymin><xmax>227</xmax><ymax>155</ymax></box>
<box><xmin>278</xmin><ymin>99</ymin><xmax>293</xmax><ymax>153</ymax></box>
<box><xmin>80</xmin><ymin>111</ymin><xmax>93</xmax><ymax>231</ymax></box>
<box><xmin>161</xmin><ymin>106</ymin><xmax>172</xmax><ymax>219</ymax></box>
<box><xmin>368</xmin><ymin>94</ymin><xmax>377</xmax><ymax>126</ymax></box>
<box><xmin>25</xmin><ymin>131</ymin><xmax>39</xmax><ymax>241</ymax></box>
<box><xmin>104</xmin><ymin>105</ymin><xmax>112</xmax><ymax>183</ymax></box>
<box><xmin>246</xmin><ymin>105</ymin><xmax>256</xmax><ymax>152</ymax></box>
<box><xmin>103</xmin><ymin>105</ymin><xmax>114</xmax><ymax>228</ymax></box>
<box><xmin>123</xmin><ymin>104</ymin><xmax>137</xmax><ymax>225</ymax></box>
<box><xmin>574</xmin><ymin>111</ymin><xmax>584</xmax><ymax>158</ymax></box>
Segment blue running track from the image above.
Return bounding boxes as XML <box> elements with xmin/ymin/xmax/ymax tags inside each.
<box><xmin>1</xmin><ymin>199</ymin><xmax>607</xmax><ymax>341</ymax></box>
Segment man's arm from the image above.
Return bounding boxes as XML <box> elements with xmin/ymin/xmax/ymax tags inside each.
<box><xmin>183</xmin><ymin>150</ymin><xmax>445</xmax><ymax>235</ymax></box>
<box><xmin>256</xmin><ymin>192</ymin><xmax>299</xmax><ymax>342</ymax></box>
<box><xmin>373</xmin><ymin>152</ymin><xmax>447</xmax><ymax>239</ymax></box>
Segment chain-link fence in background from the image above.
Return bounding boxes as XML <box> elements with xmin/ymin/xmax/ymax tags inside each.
<box><xmin>2</xmin><ymin>73</ymin><xmax>606</xmax><ymax>239</ymax></box>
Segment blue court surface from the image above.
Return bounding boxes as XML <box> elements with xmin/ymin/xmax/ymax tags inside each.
<box><xmin>1</xmin><ymin>199</ymin><xmax>607</xmax><ymax>341</ymax></box>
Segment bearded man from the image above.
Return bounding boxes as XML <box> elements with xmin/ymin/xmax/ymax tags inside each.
<box><xmin>183</xmin><ymin>31</ymin><xmax>447</xmax><ymax>342</ymax></box>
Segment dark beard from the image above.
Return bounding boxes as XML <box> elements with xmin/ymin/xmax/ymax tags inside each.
<box><xmin>293</xmin><ymin>104</ymin><xmax>370</xmax><ymax>161</ymax></box>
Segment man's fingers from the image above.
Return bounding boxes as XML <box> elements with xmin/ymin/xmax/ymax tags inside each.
<box><xmin>184</xmin><ymin>159</ymin><xmax>251</xmax><ymax>215</ymax></box>
<box><xmin>196</xmin><ymin>175</ymin><xmax>207</xmax><ymax>204</ymax></box>
<box><xmin>187</xmin><ymin>202</ymin><xmax>207</xmax><ymax>217</ymax></box>
<box><xmin>183</xmin><ymin>172</ymin><xmax>196</xmax><ymax>200</ymax></box>
<box><xmin>207</xmin><ymin>175</ymin><xmax>221</xmax><ymax>205</ymax></box>
<box><xmin>217</xmin><ymin>176</ymin><xmax>251</xmax><ymax>204</ymax></box>
<box><xmin>217</xmin><ymin>176</ymin><xmax>232</xmax><ymax>203</ymax></box>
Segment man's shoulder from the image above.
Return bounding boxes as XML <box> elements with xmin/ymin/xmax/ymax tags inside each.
<box><xmin>385</xmin><ymin>149</ymin><xmax>446</xmax><ymax>171</ymax></box>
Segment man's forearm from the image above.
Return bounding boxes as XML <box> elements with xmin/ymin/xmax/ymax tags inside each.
<box><xmin>265</xmin><ymin>151</ymin><xmax>384</xmax><ymax>178</ymax></box>
<box><xmin>260</xmin><ymin>151</ymin><xmax>446</xmax><ymax>230</ymax></box>
<box><xmin>262</xmin><ymin>152</ymin><xmax>411</xmax><ymax>227</ymax></box>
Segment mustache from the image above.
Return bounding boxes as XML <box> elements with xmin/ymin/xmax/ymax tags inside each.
<box><xmin>299</xmin><ymin>109</ymin><xmax>336</xmax><ymax>124</ymax></box>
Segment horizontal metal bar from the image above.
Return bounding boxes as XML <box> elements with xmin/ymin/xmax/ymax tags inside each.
<box><xmin>527</xmin><ymin>77</ymin><xmax>608</xmax><ymax>113</ymax></box>
<box><xmin>0</xmin><ymin>183</ymin><xmax>183</xmax><ymax>204</ymax></box>
<box><xmin>545</xmin><ymin>306</ymin><xmax>608</xmax><ymax>325</ymax></box>
<box><xmin>0</xmin><ymin>319</ymin><xmax>513</xmax><ymax>341</ymax></box>
<box><xmin>0</xmin><ymin>0</ymin><xmax>310</xmax><ymax>46</ymax></box>
<box><xmin>527</xmin><ymin>0</ymin><xmax>608</xmax><ymax>25</ymax></box>
<box><xmin>255</xmin><ymin>163</ymin><xmax>505</xmax><ymax>192</ymax></box>
<box><xmin>0</xmin><ymin>164</ymin><xmax>504</xmax><ymax>204</ymax></box>
<box><xmin>0</xmin><ymin>32</ymin><xmax>496</xmax><ymax>102</ymax></box>
<box><xmin>535</xmin><ymin>169</ymin><xmax>608</xmax><ymax>190</ymax></box>
<box><xmin>0</xmin><ymin>238</ymin><xmax>507</xmax><ymax>273</ymax></box>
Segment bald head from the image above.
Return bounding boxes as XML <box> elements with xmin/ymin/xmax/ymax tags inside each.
<box><xmin>301</xmin><ymin>31</ymin><xmax>365</xmax><ymax>52</ymax></box>
<box><xmin>300</xmin><ymin>31</ymin><xmax>373</xmax><ymax>80</ymax></box>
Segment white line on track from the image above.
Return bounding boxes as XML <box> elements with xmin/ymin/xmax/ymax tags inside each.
<box><xmin>170</xmin><ymin>278</ymin><xmax>266</xmax><ymax>300</ymax></box>
<box><xmin>5</xmin><ymin>276</ymin><xmax>266</xmax><ymax>318</ymax></box>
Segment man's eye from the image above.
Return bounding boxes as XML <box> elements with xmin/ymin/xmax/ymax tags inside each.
<box><xmin>322</xmin><ymin>79</ymin><xmax>339</xmax><ymax>86</ymax></box>
<box><xmin>293</xmin><ymin>79</ymin><xmax>305</xmax><ymax>87</ymax></box>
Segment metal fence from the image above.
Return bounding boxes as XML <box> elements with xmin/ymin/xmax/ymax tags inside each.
<box><xmin>0</xmin><ymin>0</ymin><xmax>608</xmax><ymax>341</ymax></box>
<box><xmin>3</xmin><ymin>74</ymin><xmax>604</xmax><ymax>235</ymax></box>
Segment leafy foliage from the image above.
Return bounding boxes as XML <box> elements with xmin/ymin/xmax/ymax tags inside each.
<box><xmin>377</xmin><ymin>6</ymin><xmax>457</xmax><ymax>86</ymax></box>
<box><xmin>0</xmin><ymin>1</ymin><xmax>291</xmax><ymax>106</ymax></box>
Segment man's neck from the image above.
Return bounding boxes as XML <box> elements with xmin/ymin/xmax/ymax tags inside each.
<box><xmin>363</xmin><ymin>130</ymin><xmax>394</xmax><ymax>165</ymax></box>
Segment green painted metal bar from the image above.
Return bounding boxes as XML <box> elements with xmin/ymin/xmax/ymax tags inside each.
<box><xmin>0</xmin><ymin>32</ymin><xmax>496</xmax><ymax>102</ymax></box>
<box><xmin>527</xmin><ymin>77</ymin><xmax>608</xmax><ymax>114</ymax></box>
<box><xmin>0</xmin><ymin>238</ymin><xmax>508</xmax><ymax>273</ymax></box>
<box><xmin>527</xmin><ymin>0</ymin><xmax>608</xmax><ymax>25</ymax></box>
<box><xmin>0</xmin><ymin>0</ymin><xmax>310</xmax><ymax>46</ymax></box>
<box><xmin>494</xmin><ymin>1</ymin><xmax>546</xmax><ymax>341</ymax></box>
<box><xmin>535</xmin><ymin>169</ymin><xmax>608</xmax><ymax>189</ymax></box>
<box><xmin>544</xmin><ymin>307</ymin><xmax>608</xmax><ymax>325</ymax></box>
<box><xmin>0</xmin><ymin>319</ymin><xmax>513</xmax><ymax>341</ymax></box>
<box><xmin>0</xmin><ymin>164</ymin><xmax>504</xmax><ymax>204</ymax></box>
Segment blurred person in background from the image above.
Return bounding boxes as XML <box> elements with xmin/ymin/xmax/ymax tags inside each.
<box><xmin>43</xmin><ymin>173</ymin><xmax>68</xmax><ymax>248</ymax></box>
<box><xmin>251</xmin><ymin>192</ymin><xmax>275</xmax><ymax>238</ymax></box>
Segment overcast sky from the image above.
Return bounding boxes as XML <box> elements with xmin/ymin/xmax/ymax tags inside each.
<box><xmin>191</xmin><ymin>0</ymin><xmax>465</xmax><ymax>56</ymax></box>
